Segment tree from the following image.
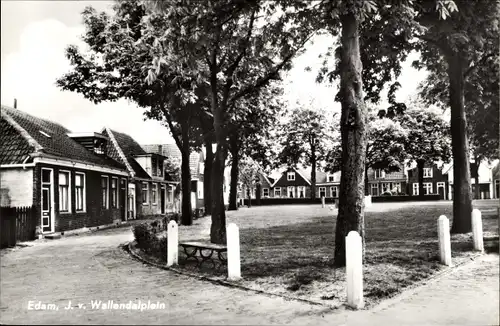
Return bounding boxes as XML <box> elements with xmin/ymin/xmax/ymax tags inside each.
<box><xmin>227</xmin><ymin>82</ymin><xmax>282</xmax><ymax>210</ymax></box>
<box><xmin>397</xmin><ymin>101</ymin><xmax>452</xmax><ymax>197</ymax></box>
<box><xmin>419</xmin><ymin>45</ymin><xmax>499</xmax><ymax>200</ymax></box>
<box><xmin>164</xmin><ymin>156</ymin><xmax>181</xmax><ymax>182</ymax></box>
<box><xmin>238</xmin><ymin>157</ymin><xmax>260</xmax><ymax>208</ymax></box>
<box><xmin>144</xmin><ymin>0</ymin><xmax>316</xmax><ymax>244</ymax></box>
<box><xmin>55</xmin><ymin>1</ymin><xmax>206</xmax><ymax>225</ymax></box>
<box><xmin>277</xmin><ymin>107</ymin><xmax>333</xmax><ymax>199</ymax></box>
<box><xmin>410</xmin><ymin>0</ymin><xmax>498</xmax><ymax>233</ymax></box>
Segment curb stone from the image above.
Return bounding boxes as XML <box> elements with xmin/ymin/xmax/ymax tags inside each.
<box><xmin>125</xmin><ymin>241</ymin><xmax>341</xmax><ymax>309</ymax></box>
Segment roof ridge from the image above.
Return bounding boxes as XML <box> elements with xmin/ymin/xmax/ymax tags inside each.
<box><xmin>105</xmin><ymin>127</ymin><xmax>135</xmax><ymax>177</ymax></box>
<box><xmin>1</xmin><ymin>110</ymin><xmax>44</xmax><ymax>152</ymax></box>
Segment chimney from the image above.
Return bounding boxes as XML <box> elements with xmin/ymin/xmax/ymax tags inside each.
<box><xmin>13</xmin><ymin>98</ymin><xmax>17</xmax><ymax>109</ymax></box>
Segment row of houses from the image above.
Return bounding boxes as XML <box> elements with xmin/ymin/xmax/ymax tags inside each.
<box><xmin>241</xmin><ymin>161</ymin><xmax>500</xmax><ymax>201</ymax></box>
<box><xmin>0</xmin><ymin>105</ymin><xmax>202</xmax><ymax>236</ymax></box>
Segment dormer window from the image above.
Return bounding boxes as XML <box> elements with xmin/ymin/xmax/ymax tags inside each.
<box><xmin>39</xmin><ymin>130</ymin><xmax>51</xmax><ymax>138</ymax></box>
<box><xmin>374</xmin><ymin>169</ymin><xmax>386</xmax><ymax>179</ymax></box>
<box><xmin>287</xmin><ymin>172</ymin><xmax>295</xmax><ymax>181</ymax></box>
<box><xmin>93</xmin><ymin>138</ymin><xmax>106</xmax><ymax>155</ymax></box>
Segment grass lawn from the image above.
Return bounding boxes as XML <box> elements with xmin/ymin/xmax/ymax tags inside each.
<box><xmin>161</xmin><ymin>200</ymin><xmax>499</xmax><ymax>307</ymax></box>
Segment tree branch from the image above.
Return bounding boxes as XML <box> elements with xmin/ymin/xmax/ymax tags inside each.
<box><xmin>464</xmin><ymin>51</ymin><xmax>496</xmax><ymax>79</ymax></box>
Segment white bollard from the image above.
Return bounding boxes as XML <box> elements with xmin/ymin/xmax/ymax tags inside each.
<box><xmin>227</xmin><ymin>223</ymin><xmax>241</xmax><ymax>281</ymax></box>
<box><xmin>346</xmin><ymin>231</ymin><xmax>364</xmax><ymax>309</ymax></box>
<box><xmin>167</xmin><ymin>220</ymin><xmax>178</xmax><ymax>266</ymax></box>
<box><xmin>472</xmin><ymin>209</ymin><xmax>484</xmax><ymax>252</ymax></box>
<box><xmin>364</xmin><ymin>195</ymin><xmax>372</xmax><ymax>208</ymax></box>
<box><xmin>438</xmin><ymin>215</ymin><xmax>452</xmax><ymax>266</ymax></box>
<box><xmin>321</xmin><ymin>196</ymin><xmax>325</xmax><ymax>208</ymax></box>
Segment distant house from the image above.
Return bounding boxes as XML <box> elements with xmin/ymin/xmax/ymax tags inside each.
<box><xmin>102</xmin><ymin>132</ymin><xmax>178</xmax><ymax>219</ymax></box>
<box><xmin>141</xmin><ymin>144</ymin><xmax>205</xmax><ymax>210</ymax></box>
<box><xmin>367</xmin><ymin>166</ymin><xmax>407</xmax><ymax>196</ymax></box>
<box><xmin>271</xmin><ymin>167</ymin><xmax>312</xmax><ymax>198</ymax></box>
<box><xmin>0</xmin><ymin>106</ymin><xmax>129</xmax><ymax>235</ymax></box>
<box><xmin>312</xmin><ymin>170</ymin><xmax>341</xmax><ymax>199</ymax></box>
<box><xmin>407</xmin><ymin>163</ymin><xmax>449</xmax><ymax>199</ymax></box>
<box><xmin>239</xmin><ymin>171</ymin><xmax>274</xmax><ymax>200</ymax></box>
<box><xmin>444</xmin><ymin>160</ymin><xmax>498</xmax><ymax>200</ymax></box>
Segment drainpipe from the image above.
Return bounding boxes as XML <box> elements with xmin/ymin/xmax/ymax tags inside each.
<box><xmin>22</xmin><ymin>155</ymin><xmax>30</xmax><ymax>169</ymax></box>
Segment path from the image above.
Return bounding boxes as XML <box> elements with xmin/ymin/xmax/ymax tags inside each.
<box><xmin>0</xmin><ymin>225</ymin><xmax>498</xmax><ymax>325</ymax></box>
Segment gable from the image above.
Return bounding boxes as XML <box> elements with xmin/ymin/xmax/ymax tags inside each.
<box><xmin>273</xmin><ymin>168</ymin><xmax>311</xmax><ymax>188</ymax></box>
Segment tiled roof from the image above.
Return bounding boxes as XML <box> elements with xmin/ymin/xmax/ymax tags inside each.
<box><xmin>296</xmin><ymin>168</ymin><xmax>341</xmax><ymax>184</ymax></box>
<box><xmin>141</xmin><ymin>144</ymin><xmax>203</xmax><ymax>177</ymax></box>
<box><xmin>103</xmin><ymin>128</ymin><xmax>150</xmax><ymax>179</ymax></box>
<box><xmin>0</xmin><ymin>106</ymin><xmax>125</xmax><ymax>169</ymax></box>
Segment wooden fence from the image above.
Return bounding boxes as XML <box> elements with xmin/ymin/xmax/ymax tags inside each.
<box><xmin>1</xmin><ymin>206</ymin><xmax>37</xmax><ymax>248</ymax></box>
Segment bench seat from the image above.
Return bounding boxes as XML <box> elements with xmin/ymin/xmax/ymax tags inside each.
<box><xmin>178</xmin><ymin>241</ymin><xmax>227</xmax><ymax>269</ymax></box>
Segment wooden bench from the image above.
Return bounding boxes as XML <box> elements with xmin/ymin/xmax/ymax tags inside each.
<box><xmin>178</xmin><ymin>241</ymin><xmax>227</xmax><ymax>270</ymax></box>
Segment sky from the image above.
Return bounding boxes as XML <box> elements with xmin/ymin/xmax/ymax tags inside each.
<box><xmin>1</xmin><ymin>1</ymin><xmax>428</xmax><ymax>145</ymax></box>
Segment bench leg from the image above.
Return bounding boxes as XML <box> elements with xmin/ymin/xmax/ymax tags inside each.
<box><xmin>182</xmin><ymin>246</ymin><xmax>200</xmax><ymax>265</ymax></box>
<box><xmin>199</xmin><ymin>249</ymin><xmax>217</xmax><ymax>269</ymax></box>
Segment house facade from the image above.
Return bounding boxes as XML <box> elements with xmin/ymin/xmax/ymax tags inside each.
<box><xmin>141</xmin><ymin>144</ymin><xmax>205</xmax><ymax>211</ymax></box>
<box><xmin>271</xmin><ymin>167</ymin><xmax>312</xmax><ymax>198</ymax></box>
<box><xmin>445</xmin><ymin>160</ymin><xmax>499</xmax><ymax>200</ymax></box>
<box><xmin>367</xmin><ymin>167</ymin><xmax>407</xmax><ymax>196</ymax></box>
<box><xmin>407</xmin><ymin>163</ymin><xmax>449</xmax><ymax>199</ymax></box>
<box><xmin>0</xmin><ymin>106</ymin><xmax>129</xmax><ymax>235</ymax></box>
<box><xmin>103</xmin><ymin>131</ymin><xmax>178</xmax><ymax>219</ymax></box>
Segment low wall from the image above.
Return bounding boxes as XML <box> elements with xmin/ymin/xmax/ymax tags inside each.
<box><xmin>243</xmin><ymin>195</ymin><xmax>442</xmax><ymax>206</ymax></box>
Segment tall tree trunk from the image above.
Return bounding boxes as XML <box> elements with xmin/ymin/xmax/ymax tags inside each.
<box><xmin>473</xmin><ymin>155</ymin><xmax>480</xmax><ymax>200</ymax></box>
<box><xmin>256</xmin><ymin>182</ymin><xmax>261</xmax><ymax>205</ymax></box>
<box><xmin>247</xmin><ymin>187</ymin><xmax>252</xmax><ymax>208</ymax></box>
<box><xmin>364</xmin><ymin>165</ymin><xmax>369</xmax><ymax>196</ymax></box>
<box><xmin>228</xmin><ymin>135</ymin><xmax>239</xmax><ymax>210</ymax></box>
<box><xmin>311</xmin><ymin>142</ymin><xmax>317</xmax><ymax>200</ymax></box>
<box><xmin>417</xmin><ymin>159</ymin><xmax>425</xmax><ymax>199</ymax></box>
<box><xmin>204</xmin><ymin>139</ymin><xmax>213</xmax><ymax>216</ymax></box>
<box><xmin>333</xmin><ymin>13</ymin><xmax>368</xmax><ymax>268</ymax></box>
<box><xmin>447</xmin><ymin>52</ymin><xmax>473</xmax><ymax>234</ymax></box>
<box><xmin>210</xmin><ymin>142</ymin><xmax>227</xmax><ymax>244</ymax></box>
<box><xmin>180</xmin><ymin>124</ymin><xmax>192</xmax><ymax>226</ymax></box>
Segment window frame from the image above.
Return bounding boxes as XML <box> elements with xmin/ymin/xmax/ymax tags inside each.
<box><xmin>75</xmin><ymin>172</ymin><xmax>86</xmax><ymax>213</ymax></box>
<box><xmin>58</xmin><ymin>170</ymin><xmax>71</xmax><ymax>214</ymax></box>
<box><xmin>287</xmin><ymin>186</ymin><xmax>295</xmax><ymax>198</ymax></box>
<box><xmin>412</xmin><ymin>183</ymin><xmax>419</xmax><ymax>196</ymax></box>
<box><xmin>423</xmin><ymin>168</ymin><xmax>433</xmax><ymax>178</ymax></box>
<box><xmin>319</xmin><ymin>187</ymin><xmax>326</xmax><ymax>198</ymax></box>
<box><xmin>274</xmin><ymin>187</ymin><xmax>281</xmax><ymax>197</ymax></box>
<box><xmin>287</xmin><ymin>172</ymin><xmax>295</xmax><ymax>181</ymax></box>
<box><xmin>424</xmin><ymin>182</ymin><xmax>433</xmax><ymax>195</ymax></box>
<box><xmin>110</xmin><ymin>177</ymin><xmax>118</xmax><ymax>208</ymax></box>
<box><xmin>142</xmin><ymin>182</ymin><xmax>149</xmax><ymax>205</ymax></box>
<box><xmin>262</xmin><ymin>188</ymin><xmax>269</xmax><ymax>197</ymax></box>
<box><xmin>152</xmin><ymin>183</ymin><xmax>157</xmax><ymax>205</ymax></box>
<box><xmin>101</xmin><ymin>176</ymin><xmax>109</xmax><ymax>209</ymax></box>
<box><xmin>330</xmin><ymin>186</ymin><xmax>338</xmax><ymax>198</ymax></box>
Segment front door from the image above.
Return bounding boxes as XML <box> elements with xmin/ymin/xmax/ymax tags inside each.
<box><xmin>160</xmin><ymin>186</ymin><xmax>165</xmax><ymax>214</ymax></box>
<box><xmin>41</xmin><ymin>168</ymin><xmax>54</xmax><ymax>233</ymax></box>
<box><xmin>119</xmin><ymin>179</ymin><xmax>127</xmax><ymax>221</ymax></box>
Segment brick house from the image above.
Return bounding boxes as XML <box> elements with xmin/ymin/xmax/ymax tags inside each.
<box><xmin>367</xmin><ymin>166</ymin><xmax>407</xmax><ymax>196</ymax></box>
<box><xmin>141</xmin><ymin>144</ymin><xmax>205</xmax><ymax>210</ymax></box>
<box><xmin>239</xmin><ymin>171</ymin><xmax>274</xmax><ymax>200</ymax></box>
<box><xmin>103</xmin><ymin>132</ymin><xmax>178</xmax><ymax>219</ymax></box>
<box><xmin>407</xmin><ymin>163</ymin><xmax>449</xmax><ymax>199</ymax></box>
<box><xmin>0</xmin><ymin>106</ymin><xmax>129</xmax><ymax>235</ymax></box>
<box><xmin>312</xmin><ymin>170</ymin><xmax>342</xmax><ymax>199</ymax></box>
<box><xmin>271</xmin><ymin>167</ymin><xmax>312</xmax><ymax>198</ymax></box>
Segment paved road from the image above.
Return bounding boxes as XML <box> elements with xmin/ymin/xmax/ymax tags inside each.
<box><xmin>0</xmin><ymin>226</ymin><xmax>498</xmax><ymax>325</ymax></box>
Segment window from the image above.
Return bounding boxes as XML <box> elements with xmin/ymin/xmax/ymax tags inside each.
<box><xmin>331</xmin><ymin>186</ymin><xmax>338</xmax><ymax>198</ymax></box>
<box><xmin>287</xmin><ymin>186</ymin><xmax>295</xmax><ymax>198</ymax></box>
<box><xmin>287</xmin><ymin>172</ymin><xmax>295</xmax><ymax>181</ymax></box>
<box><xmin>424</xmin><ymin>182</ymin><xmax>433</xmax><ymax>195</ymax></box>
<box><xmin>423</xmin><ymin>168</ymin><xmax>433</xmax><ymax>178</ymax></box>
<box><xmin>263</xmin><ymin>188</ymin><xmax>269</xmax><ymax>197</ymax></box>
<box><xmin>374</xmin><ymin>169</ymin><xmax>386</xmax><ymax>179</ymax></box>
<box><xmin>327</xmin><ymin>175</ymin><xmax>335</xmax><ymax>182</ymax></box>
<box><xmin>297</xmin><ymin>186</ymin><xmax>305</xmax><ymax>198</ymax></box>
<box><xmin>142</xmin><ymin>183</ymin><xmax>149</xmax><ymax>204</ymax></box>
<box><xmin>319</xmin><ymin>187</ymin><xmax>326</xmax><ymax>198</ymax></box>
<box><xmin>371</xmin><ymin>183</ymin><xmax>379</xmax><ymax>196</ymax></box>
<box><xmin>75</xmin><ymin>173</ymin><xmax>85</xmax><ymax>212</ymax></box>
<box><xmin>412</xmin><ymin>183</ymin><xmax>419</xmax><ymax>196</ymax></box>
<box><xmin>111</xmin><ymin>178</ymin><xmax>118</xmax><ymax>208</ymax></box>
<box><xmin>274</xmin><ymin>187</ymin><xmax>281</xmax><ymax>197</ymax></box>
<box><xmin>101</xmin><ymin>176</ymin><xmax>109</xmax><ymax>208</ymax></box>
<box><xmin>381</xmin><ymin>182</ymin><xmax>391</xmax><ymax>193</ymax></box>
<box><xmin>152</xmin><ymin>183</ymin><xmax>158</xmax><ymax>204</ymax></box>
<box><xmin>168</xmin><ymin>186</ymin><xmax>174</xmax><ymax>203</ymax></box>
<box><xmin>392</xmin><ymin>182</ymin><xmax>402</xmax><ymax>193</ymax></box>
<box><xmin>59</xmin><ymin>171</ymin><xmax>70</xmax><ymax>213</ymax></box>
